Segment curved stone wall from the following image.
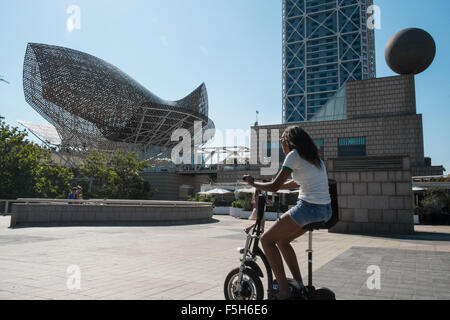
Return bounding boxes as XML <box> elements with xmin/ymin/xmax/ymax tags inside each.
<box><xmin>10</xmin><ymin>202</ymin><xmax>213</xmax><ymax>227</ymax></box>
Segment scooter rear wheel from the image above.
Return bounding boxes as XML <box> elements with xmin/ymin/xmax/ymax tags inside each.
<box><xmin>224</xmin><ymin>268</ymin><xmax>264</xmax><ymax>300</ymax></box>
<box><xmin>311</xmin><ymin>288</ymin><xmax>336</xmax><ymax>300</ymax></box>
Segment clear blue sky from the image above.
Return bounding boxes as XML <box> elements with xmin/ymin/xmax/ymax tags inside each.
<box><xmin>1</xmin><ymin>0</ymin><xmax>449</xmax><ymax>173</ymax></box>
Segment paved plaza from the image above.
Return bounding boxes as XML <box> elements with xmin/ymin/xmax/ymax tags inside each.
<box><xmin>0</xmin><ymin>215</ymin><xmax>449</xmax><ymax>300</ymax></box>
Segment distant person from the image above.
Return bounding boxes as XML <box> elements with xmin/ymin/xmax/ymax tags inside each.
<box><xmin>75</xmin><ymin>186</ymin><xmax>83</xmax><ymax>200</ymax></box>
<box><xmin>68</xmin><ymin>187</ymin><xmax>78</xmax><ymax>200</ymax></box>
<box><xmin>246</xmin><ymin>189</ymin><xmax>267</xmax><ymax>234</ymax></box>
<box><xmin>248</xmin><ymin>189</ymin><xmax>261</xmax><ymax>220</ymax></box>
<box><xmin>68</xmin><ymin>187</ymin><xmax>78</xmax><ymax>205</ymax></box>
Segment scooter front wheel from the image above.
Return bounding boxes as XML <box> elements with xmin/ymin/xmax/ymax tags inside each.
<box><xmin>224</xmin><ymin>267</ymin><xmax>264</xmax><ymax>300</ymax></box>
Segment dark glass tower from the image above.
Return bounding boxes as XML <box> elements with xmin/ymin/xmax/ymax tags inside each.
<box><xmin>283</xmin><ymin>0</ymin><xmax>376</xmax><ymax>123</ymax></box>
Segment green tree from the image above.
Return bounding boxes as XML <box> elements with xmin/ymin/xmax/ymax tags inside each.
<box><xmin>108</xmin><ymin>150</ymin><xmax>150</xmax><ymax>199</ymax></box>
<box><xmin>78</xmin><ymin>150</ymin><xmax>113</xmax><ymax>198</ymax></box>
<box><xmin>0</xmin><ymin>117</ymin><xmax>73</xmax><ymax>199</ymax></box>
<box><xmin>79</xmin><ymin>149</ymin><xmax>150</xmax><ymax>200</ymax></box>
<box><xmin>34</xmin><ymin>152</ymin><xmax>74</xmax><ymax>198</ymax></box>
<box><xmin>420</xmin><ymin>188</ymin><xmax>450</xmax><ymax>215</ymax></box>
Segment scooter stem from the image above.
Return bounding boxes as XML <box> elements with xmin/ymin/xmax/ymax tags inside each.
<box><xmin>307</xmin><ymin>231</ymin><xmax>313</xmax><ymax>288</ymax></box>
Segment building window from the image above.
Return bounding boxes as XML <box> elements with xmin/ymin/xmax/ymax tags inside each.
<box><xmin>338</xmin><ymin>137</ymin><xmax>366</xmax><ymax>157</ymax></box>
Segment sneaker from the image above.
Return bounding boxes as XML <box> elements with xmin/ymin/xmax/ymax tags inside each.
<box><xmin>290</xmin><ymin>281</ymin><xmax>309</xmax><ymax>299</ymax></box>
<box><xmin>290</xmin><ymin>280</ymin><xmax>306</xmax><ymax>290</ymax></box>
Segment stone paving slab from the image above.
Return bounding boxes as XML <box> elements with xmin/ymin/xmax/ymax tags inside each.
<box><xmin>312</xmin><ymin>247</ymin><xmax>450</xmax><ymax>300</ymax></box>
<box><xmin>0</xmin><ymin>215</ymin><xmax>449</xmax><ymax>300</ymax></box>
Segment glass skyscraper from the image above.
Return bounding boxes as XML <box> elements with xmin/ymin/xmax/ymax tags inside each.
<box><xmin>283</xmin><ymin>0</ymin><xmax>376</xmax><ymax>123</ymax></box>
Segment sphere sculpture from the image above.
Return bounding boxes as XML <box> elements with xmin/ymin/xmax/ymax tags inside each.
<box><xmin>385</xmin><ymin>28</ymin><xmax>436</xmax><ymax>75</ymax></box>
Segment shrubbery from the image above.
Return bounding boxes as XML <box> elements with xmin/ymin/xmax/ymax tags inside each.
<box><xmin>213</xmin><ymin>199</ymin><xmax>233</xmax><ymax>207</ymax></box>
<box><xmin>189</xmin><ymin>194</ymin><xmax>234</xmax><ymax>207</ymax></box>
<box><xmin>415</xmin><ymin>187</ymin><xmax>450</xmax><ymax>225</ymax></box>
<box><xmin>414</xmin><ymin>188</ymin><xmax>450</xmax><ymax>215</ymax></box>
<box><xmin>189</xmin><ymin>194</ymin><xmax>213</xmax><ymax>203</ymax></box>
<box><xmin>232</xmin><ymin>199</ymin><xmax>253</xmax><ymax>211</ymax></box>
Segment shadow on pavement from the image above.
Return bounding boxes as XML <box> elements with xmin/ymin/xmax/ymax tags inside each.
<box><xmin>10</xmin><ymin>218</ymin><xmax>221</xmax><ymax>229</ymax></box>
<box><xmin>335</xmin><ymin>230</ymin><xmax>450</xmax><ymax>242</ymax></box>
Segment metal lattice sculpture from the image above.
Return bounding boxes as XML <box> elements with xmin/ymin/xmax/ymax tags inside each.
<box><xmin>23</xmin><ymin>43</ymin><xmax>214</xmax><ymax>156</ymax></box>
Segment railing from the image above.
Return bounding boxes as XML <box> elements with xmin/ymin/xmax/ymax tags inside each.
<box><xmin>144</xmin><ymin>164</ymin><xmax>251</xmax><ymax>174</ymax></box>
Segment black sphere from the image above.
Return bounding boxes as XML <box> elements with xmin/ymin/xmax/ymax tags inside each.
<box><xmin>385</xmin><ymin>28</ymin><xmax>436</xmax><ymax>75</ymax></box>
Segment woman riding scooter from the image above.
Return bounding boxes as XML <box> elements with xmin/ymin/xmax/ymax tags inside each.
<box><xmin>243</xmin><ymin>126</ymin><xmax>332</xmax><ymax>300</ymax></box>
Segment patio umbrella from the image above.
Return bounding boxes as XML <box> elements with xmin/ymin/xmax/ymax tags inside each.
<box><xmin>236</xmin><ymin>187</ymin><xmax>256</xmax><ymax>194</ymax></box>
<box><xmin>267</xmin><ymin>190</ymin><xmax>299</xmax><ymax>195</ymax></box>
<box><xmin>277</xmin><ymin>189</ymin><xmax>299</xmax><ymax>194</ymax></box>
<box><xmin>206</xmin><ymin>188</ymin><xmax>233</xmax><ymax>195</ymax></box>
<box><xmin>203</xmin><ymin>188</ymin><xmax>234</xmax><ymax>202</ymax></box>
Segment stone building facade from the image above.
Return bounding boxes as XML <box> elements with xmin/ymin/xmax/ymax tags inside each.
<box><xmin>254</xmin><ymin>75</ymin><xmax>442</xmax><ymax>175</ymax></box>
<box><xmin>142</xmin><ymin>74</ymin><xmax>442</xmax><ymax>235</ymax></box>
<box><xmin>248</xmin><ymin>74</ymin><xmax>443</xmax><ymax>235</ymax></box>
<box><xmin>141</xmin><ymin>172</ymin><xmax>210</xmax><ymax>201</ymax></box>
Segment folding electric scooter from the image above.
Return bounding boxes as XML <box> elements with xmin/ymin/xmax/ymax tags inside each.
<box><xmin>224</xmin><ymin>180</ymin><xmax>339</xmax><ymax>300</ymax></box>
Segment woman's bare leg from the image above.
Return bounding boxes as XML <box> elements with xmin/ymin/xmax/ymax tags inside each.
<box><xmin>261</xmin><ymin>213</ymin><xmax>304</xmax><ymax>299</ymax></box>
<box><xmin>277</xmin><ymin>228</ymin><xmax>307</xmax><ymax>283</ymax></box>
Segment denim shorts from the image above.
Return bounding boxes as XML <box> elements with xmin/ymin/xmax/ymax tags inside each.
<box><xmin>288</xmin><ymin>200</ymin><xmax>332</xmax><ymax>228</ymax></box>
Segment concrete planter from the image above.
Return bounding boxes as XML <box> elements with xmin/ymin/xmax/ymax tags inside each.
<box><xmin>213</xmin><ymin>207</ymin><xmax>230</xmax><ymax>215</ymax></box>
<box><xmin>265</xmin><ymin>212</ymin><xmax>281</xmax><ymax>221</ymax></box>
<box><xmin>239</xmin><ymin>211</ymin><xmax>252</xmax><ymax>219</ymax></box>
<box><xmin>230</xmin><ymin>207</ymin><xmax>245</xmax><ymax>218</ymax></box>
